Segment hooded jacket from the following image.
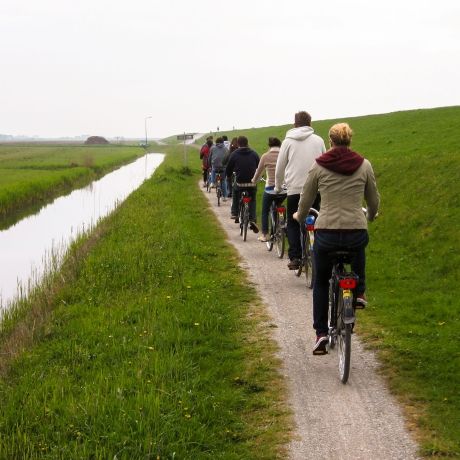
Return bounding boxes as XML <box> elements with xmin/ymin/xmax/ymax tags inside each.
<box><xmin>209</xmin><ymin>143</ymin><xmax>228</xmax><ymax>169</ymax></box>
<box><xmin>226</xmin><ymin>147</ymin><xmax>260</xmax><ymax>183</ymax></box>
<box><xmin>297</xmin><ymin>147</ymin><xmax>380</xmax><ymax>229</ymax></box>
<box><xmin>275</xmin><ymin>126</ymin><xmax>326</xmax><ymax>195</ymax></box>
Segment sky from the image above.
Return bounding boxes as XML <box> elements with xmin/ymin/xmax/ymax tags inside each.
<box><xmin>1</xmin><ymin>0</ymin><xmax>459</xmax><ymax>139</ymax></box>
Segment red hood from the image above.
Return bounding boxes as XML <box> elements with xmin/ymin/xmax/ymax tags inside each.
<box><xmin>316</xmin><ymin>146</ymin><xmax>364</xmax><ymax>175</ymax></box>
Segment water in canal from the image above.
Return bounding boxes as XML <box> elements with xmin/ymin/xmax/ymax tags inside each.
<box><xmin>0</xmin><ymin>153</ymin><xmax>164</xmax><ymax>313</ymax></box>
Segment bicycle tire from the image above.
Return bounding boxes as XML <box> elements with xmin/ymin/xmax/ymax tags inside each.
<box><xmin>338</xmin><ymin>292</ymin><xmax>352</xmax><ymax>384</ymax></box>
<box><xmin>328</xmin><ymin>277</ymin><xmax>337</xmax><ymax>350</ymax></box>
<box><xmin>217</xmin><ymin>187</ymin><xmax>221</xmax><ymax>207</ymax></box>
<box><xmin>266</xmin><ymin>209</ymin><xmax>275</xmax><ymax>251</ymax></box>
<box><xmin>276</xmin><ymin>227</ymin><xmax>285</xmax><ymax>258</ymax></box>
<box><xmin>243</xmin><ymin>204</ymin><xmax>249</xmax><ymax>241</ymax></box>
<box><xmin>304</xmin><ymin>235</ymin><xmax>314</xmax><ymax>288</ymax></box>
<box><xmin>295</xmin><ymin>230</ymin><xmax>307</xmax><ymax>277</ymax></box>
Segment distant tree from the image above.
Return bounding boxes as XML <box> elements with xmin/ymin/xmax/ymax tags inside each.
<box><xmin>84</xmin><ymin>136</ymin><xmax>109</xmax><ymax>145</ymax></box>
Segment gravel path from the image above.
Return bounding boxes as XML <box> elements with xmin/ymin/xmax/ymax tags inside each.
<box><xmin>201</xmin><ymin>185</ymin><xmax>419</xmax><ymax>460</ymax></box>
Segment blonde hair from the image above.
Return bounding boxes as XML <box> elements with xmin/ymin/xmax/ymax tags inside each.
<box><xmin>329</xmin><ymin>123</ymin><xmax>353</xmax><ymax>146</ymax></box>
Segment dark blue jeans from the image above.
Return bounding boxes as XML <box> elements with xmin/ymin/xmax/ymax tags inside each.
<box><xmin>261</xmin><ymin>187</ymin><xmax>285</xmax><ymax>234</ymax></box>
<box><xmin>231</xmin><ymin>185</ymin><xmax>257</xmax><ymax>221</ymax></box>
<box><xmin>312</xmin><ymin>230</ymin><xmax>369</xmax><ymax>335</ymax></box>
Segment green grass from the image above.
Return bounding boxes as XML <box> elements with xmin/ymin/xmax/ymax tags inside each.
<box><xmin>225</xmin><ymin>106</ymin><xmax>460</xmax><ymax>457</ymax></box>
<box><xmin>0</xmin><ymin>143</ymin><xmax>144</xmax><ymax>225</ymax></box>
<box><xmin>0</xmin><ymin>146</ymin><xmax>290</xmax><ymax>459</ymax></box>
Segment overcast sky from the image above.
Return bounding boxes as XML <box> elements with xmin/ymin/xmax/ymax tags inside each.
<box><xmin>1</xmin><ymin>0</ymin><xmax>459</xmax><ymax>139</ymax></box>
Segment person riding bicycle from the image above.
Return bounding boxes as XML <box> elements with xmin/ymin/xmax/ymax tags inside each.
<box><xmin>251</xmin><ymin>137</ymin><xmax>284</xmax><ymax>242</ymax></box>
<box><xmin>200</xmin><ymin>137</ymin><xmax>213</xmax><ymax>187</ymax></box>
<box><xmin>275</xmin><ymin>111</ymin><xmax>326</xmax><ymax>270</ymax></box>
<box><xmin>226</xmin><ymin>136</ymin><xmax>260</xmax><ymax>233</ymax></box>
<box><xmin>294</xmin><ymin>123</ymin><xmax>380</xmax><ymax>355</ymax></box>
<box><xmin>209</xmin><ymin>137</ymin><xmax>229</xmax><ymax>198</ymax></box>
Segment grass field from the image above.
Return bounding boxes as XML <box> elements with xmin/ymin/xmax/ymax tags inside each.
<box><xmin>215</xmin><ymin>106</ymin><xmax>460</xmax><ymax>457</ymax></box>
<box><xmin>0</xmin><ymin>146</ymin><xmax>290</xmax><ymax>459</ymax></box>
<box><xmin>0</xmin><ymin>143</ymin><xmax>144</xmax><ymax>227</ymax></box>
<box><xmin>0</xmin><ymin>106</ymin><xmax>458</xmax><ymax>457</ymax></box>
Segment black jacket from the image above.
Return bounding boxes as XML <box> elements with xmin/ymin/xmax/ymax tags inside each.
<box><xmin>226</xmin><ymin>147</ymin><xmax>259</xmax><ymax>183</ymax></box>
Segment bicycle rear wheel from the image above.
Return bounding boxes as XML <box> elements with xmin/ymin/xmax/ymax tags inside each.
<box><xmin>266</xmin><ymin>208</ymin><xmax>275</xmax><ymax>251</ymax></box>
<box><xmin>275</xmin><ymin>225</ymin><xmax>285</xmax><ymax>258</ymax></box>
<box><xmin>338</xmin><ymin>292</ymin><xmax>352</xmax><ymax>383</ymax></box>
<box><xmin>304</xmin><ymin>235</ymin><xmax>314</xmax><ymax>288</ymax></box>
<box><xmin>295</xmin><ymin>230</ymin><xmax>307</xmax><ymax>277</ymax></box>
<box><xmin>243</xmin><ymin>205</ymin><xmax>249</xmax><ymax>241</ymax></box>
<box><xmin>217</xmin><ymin>187</ymin><xmax>221</xmax><ymax>206</ymax></box>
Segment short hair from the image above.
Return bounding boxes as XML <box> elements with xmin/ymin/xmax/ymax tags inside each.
<box><xmin>237</xmin><ymin>136</ymin><xmax>248</xmax><ymax>147</ymax></box>
<box><xmin>215</xmin><ymin>137</ymin><xmax>223</xmax><ymax>144</ymax></box>
<box><xmin>268</xmin><ymin>137</ymin><xmax>281</xmax><ymax>148</ymax></box>
<box><xmin>294</xmin><ymin>111</ymin><xmax>311</xmax><ymax>127</ymax></box>
<box><xmin>329</xmin><ymin>123</ymin><xmax>353</xmax><ymax>146</ymax></box>
<box><xmin>206</xmin><ymin>135</ymin><xmax>213</xmax><ymax>141</ymax></box>
<box><xmin>222</xmin><ymin>135</ymin><xmax>228</xmax><ymax>141</ymax></box>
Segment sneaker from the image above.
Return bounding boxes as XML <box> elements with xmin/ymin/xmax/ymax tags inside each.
<box><xmin>287</xmin><ymin>258</ymin><xmax>301</xmax><ymax>270</ymax></box>
<box><xmin>222</xmin><ymin>197</ymin><xmax>227</xmax><ymax>202</ymax></box>
<box><xmin>258</xmin><ymin>234</ymin><xmax>269</xmax><ymax>242</ymax></box>
<box><xmin>249</xmin><ymin>222</ymin><xmax>259</xmax><ymax>233</ymax></box>
<box><xmin>234</xmin><ymin>217</ymin><xmax>239</xmax><ymax>224</ymax></box>
<box><xmin>313</xmin><ymin>335</ymin><xmax>328</xmax><ymax>355</ymax></box>
<box><xmin>210</xmin><ymin>183</ymin><xmax>215</xmax><ymax>188</ymax></box>
<box><xmin>356</xmin><ymin>294</ymin><xmax>367</xmax><ymax>309</ymax></box>
<box><xmin>230</xmin><ymin>214</ymin><xmax>237</xmax><ymax>219</ymax></box>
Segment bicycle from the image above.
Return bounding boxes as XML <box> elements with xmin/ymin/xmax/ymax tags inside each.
<box><xmin>206</xmin><ymin>168</ymin><xmax>212</xmax><ymax>193</ymax></box>
<box><xmin>265</xmin><ymin>190</ymin><xmax>287</xmax><ymax>258</ymax></box>
<box><xmin>215</xmin><ymin>169</ymin><xmax>225</xmax><ymax>206</ymax></box>
<box><xmin>327</xmin><ymin>251</ymin><xmax>359</xmax><ymax>384</ymax></box>
<box><xmin>237</xmin><ymin>187</ymin><xmax>255</xmax><ymax>242</ymax></box>
<box><xmin>296</xmin><ymin>207</ymin><xmax>318</xmax><ymax>288</ymax></box>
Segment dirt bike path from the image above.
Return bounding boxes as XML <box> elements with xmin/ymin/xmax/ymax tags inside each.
<box><xmin>201</xmin><ymin>184</ymin><xmax>419</xmax><ymax>460</ymax></box>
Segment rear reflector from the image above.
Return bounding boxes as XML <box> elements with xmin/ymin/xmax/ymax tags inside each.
<box><xmin>243</xmin><ymin>197</ymin><xmax>251</xmax><ymax>203</ymax></box>
<box><xmin>339</xmin><ymin>278</ymin><xmax>357</xmax><ymax>289</ymax></box>
<box><xmin>306</xmin><ymin>224</ymin><xmax>315</xmax><ymax>231</ymax></box>
<box><xmin>277</xmin><ymin>207</ymin><xmax>285</xmax><ymax>213</ymax></box>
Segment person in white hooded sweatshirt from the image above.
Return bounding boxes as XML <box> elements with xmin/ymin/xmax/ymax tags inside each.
<box><xmin>275</xmin><ymin>111</ymin><xmax>326</xmax><ymax>269</ymax></box>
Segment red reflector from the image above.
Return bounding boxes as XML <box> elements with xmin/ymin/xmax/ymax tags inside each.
<box><xmin>339</xmin><ymin>278</ymin><xmax>357</xmax><ymax>289</ymax></box>
<box><xmin>276</xmin><ymin>207</ymin><xmax>285</xmax><ymax>213</ymax></box>
<box><xmin>306</xmin><ymin>224</ymin><xmax>315</xmax><ymax>231</ymax></box>
<box><xmin>243</xmin><ymin>197</ymin><xmax>251</xmax><ymax>203</ymax></box>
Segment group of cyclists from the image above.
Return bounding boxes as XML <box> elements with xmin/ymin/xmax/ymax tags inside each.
<box><xmin>200</xmin><ymin>111</ymin><xmax>380</xmax><ymax>355</ymax></box>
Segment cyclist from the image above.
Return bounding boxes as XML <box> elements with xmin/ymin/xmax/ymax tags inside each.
<box><xmin>222</xmin><ymin>137</ymin><xmax>238</xmax><ymax>199</ymax></box>
<box><xmin>199</xmin><ymin>137</ymin><xmax>213</xmax><ymax>187</ymax></box>
<box><xmin>275</xmin><ymin>111</ymin><xmax>326</xmax><ymax>270</ymax></box>
<box><xmin>251</xmin><ymin>137</ymin><xmax>283</xmax><ymax>242</ymax></box>
<box><xmin>294</xmin><ymin>123</ymin><xmax>380</xmax><ymax>355</ymax></box>
<box><xmin>209</xmin><ymin>137</ymin><xmax>229</xmax><ymax>199</ymax></box>
<box><xmin>226</xmin><ymin>136</ymin><xmax>260</xmax><ymax>233</ymax></box>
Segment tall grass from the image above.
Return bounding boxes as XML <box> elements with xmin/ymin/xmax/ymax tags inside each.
<box><xmin>0</xmin><ymin>146</ymin><xmax>290</xmax><ymax>459</ymax></box>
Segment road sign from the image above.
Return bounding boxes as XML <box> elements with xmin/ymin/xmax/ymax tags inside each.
<box><xmin>177</xmin><ymin>134</ymin><xmax>194</xmax><ymax>141</ymax></box>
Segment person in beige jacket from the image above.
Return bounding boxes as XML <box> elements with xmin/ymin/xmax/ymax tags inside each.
<box><xmin>294</xmin><ymin>123</ymin><xmax>380</xmax><ymax>355</ymax></box>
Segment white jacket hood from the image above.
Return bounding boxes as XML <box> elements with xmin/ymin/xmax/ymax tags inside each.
<box><xmin>285</xmin><ymin>126</ymin><xmax>314</xmax><ymax>141</ymax></box>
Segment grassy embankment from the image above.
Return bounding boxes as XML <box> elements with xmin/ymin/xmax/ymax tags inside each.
<box><xmin>210</xmin><ymin>106</ymin><xmax>459</xmax><ymax>457</ymax></box>
<box><xmin>0</xmin><ymin>144</ymin><xmax>144</xmax><ymax>228</ymax></box>
<box><xmin>0</xmin><ymin>145</ymin><xmax>290</xmax><ymax>458</ymax></box>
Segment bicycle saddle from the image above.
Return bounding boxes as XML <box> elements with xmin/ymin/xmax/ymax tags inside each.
<box><xmin>327</xmin><ymin>250</ymin><xmax>356</xmax><ymax>263</ymax></box>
